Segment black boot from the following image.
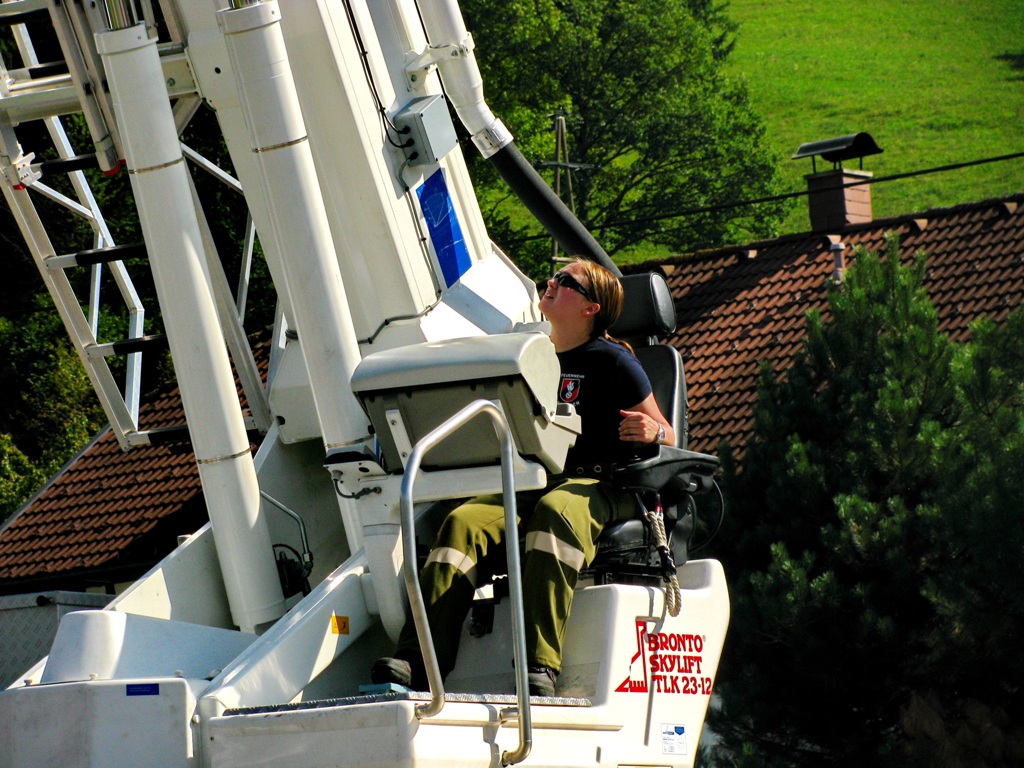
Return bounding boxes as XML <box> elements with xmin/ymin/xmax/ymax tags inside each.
<box><xmin>527</xmin><ymin>665</ymin><xmax>557</xmax><ymax>697</ymax></box>
<box><xmin>371</xmin><ymin>656</ymin><xmax>428</xmax><ymax>690</ymax></box>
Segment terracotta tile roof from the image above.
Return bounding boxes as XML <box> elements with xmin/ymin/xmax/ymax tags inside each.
<box><xmin>1</xmin><ymin>194</ymin><xmax>1022</xmax><ymax>590</ymax></box>
<box><xmin>0</xmin><ymin>384</ymin><xmax>204</xmax><ymax>589</ymax></box>
<box><xmin>0</xmin><ymin>342</ymin><xmax>268</xmax><ymax>593</ymax></box>
<box><xmin>642</xmin><ymin>194</ymin><xmax>1024</xmax><ymax>456</ymax></box>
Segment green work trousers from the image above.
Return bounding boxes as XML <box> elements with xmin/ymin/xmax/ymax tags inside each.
<box><xmin>395</xmin><ymin>477</ymin><xmax>636</xmax><ymax>677</ymax></box>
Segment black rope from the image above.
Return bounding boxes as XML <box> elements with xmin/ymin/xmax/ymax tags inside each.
<box><xmin>688</xmin><ymin>480</ymin><xmax>725</xmax><ymax>553</ymax></box>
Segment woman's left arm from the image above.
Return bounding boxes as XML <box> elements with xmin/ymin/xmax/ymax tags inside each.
<box><xmin>618</xmin><ymin>394</ymin><xmax>676</xmax><ymax>446</ymax></box>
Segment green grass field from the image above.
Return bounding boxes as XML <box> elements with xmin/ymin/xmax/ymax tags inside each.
<box><xmin>725</xmin><ymin>0</ymin><xmax>1024</xmax><ymax>234</ymax></box>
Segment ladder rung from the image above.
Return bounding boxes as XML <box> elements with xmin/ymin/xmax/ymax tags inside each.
<box><xmin>87</xmin><ymin>334</ymin><xmax>168</xmax><ymax>358</ymax></box>
<box><xmin>27</xmin><ymin>61</ymin><xmax>70</xmax><ymax>79</ymax></box>
<box><xmin>140</xmin><ymin>425</ymin><xmax>192</xmax><ymax>446</ymax></box>
<box><xmin>134</xmin><ymin>425</ymin><xmax>262</xmax><ymax>448</ymax></box>
<box><xmin>0</xmin><ymin>0</ymin><xmax>49</xmax><ymax>27</ymax></box>
<box><xmin>38</xmin><ymin>153</ymin><xmax>98</xmax><ymax>175</ymax></box>
<box><xmin>48</xmin><ymin>242</ymin><xmax>147</xmax><ymax>269</ymax></box>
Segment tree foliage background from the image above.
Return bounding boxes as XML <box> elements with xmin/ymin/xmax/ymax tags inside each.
<box><xmin>460</xmin><ymin>0</ymin><xmax>788</xmax><ymax>274</ymax></box>
<box><xmin>708</xmin><ymin>238</ymin><xmax>1024</xmax><ymax>767</ymax></box>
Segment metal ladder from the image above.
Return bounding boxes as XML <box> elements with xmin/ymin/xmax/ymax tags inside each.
<box><xmin>0</xmin><ymin>0</ymin><xmax>270</xmax><ymax>449</ymax></box>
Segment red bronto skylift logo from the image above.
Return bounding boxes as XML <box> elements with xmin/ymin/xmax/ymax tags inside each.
<box><xmin>616</xmin><ymin>619</ymin><xmax>713</xmax><ymax>696</ymax></box>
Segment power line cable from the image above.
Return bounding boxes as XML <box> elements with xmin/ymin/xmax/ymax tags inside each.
<box><xmin>504</xmin><ymin>150</ymin><xmax>1024</xmax><ymax>244</ymax></box>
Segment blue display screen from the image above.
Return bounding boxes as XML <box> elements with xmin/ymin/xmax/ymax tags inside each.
<box><xmin>417</xmin><ymin>169</ymin><xmax>471</xmax><ymax>288</ymax></box>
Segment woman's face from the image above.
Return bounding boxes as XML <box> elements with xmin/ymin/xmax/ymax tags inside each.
<box><xmin>538</xmin><ymin>262</ymin><xmax>595</xmax><ymax>326</ymax></box>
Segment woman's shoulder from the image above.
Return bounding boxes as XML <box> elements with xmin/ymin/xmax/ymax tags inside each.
<box><xmin>559</xmin><ymin>336</ymin><xmax>639</xmax><ymax>367</ymax></box>
<box><xmin>592</xmin><ymin>336</ymin><xmax>637</xmax><ymax>361</ymax></box>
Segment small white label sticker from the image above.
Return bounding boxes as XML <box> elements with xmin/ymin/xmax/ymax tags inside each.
<box><xmin>661</xmin><ymin>723</ymin><xmax>687</xmax><ymax>755</ymax></box>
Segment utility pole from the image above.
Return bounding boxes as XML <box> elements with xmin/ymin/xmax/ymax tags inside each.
<box><xmin>533</xmin><ymin>108</ymin><xmax>597</xmax><ymax>275</ymax></box>
<box><xmin>550</xmin><ymin>108</ymin><xmax>573</xmax><ymax>268</ymax></box>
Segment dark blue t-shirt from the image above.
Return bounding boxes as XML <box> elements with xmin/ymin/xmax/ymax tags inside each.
<box><xmin>556</xmin><ymin>337</ymin><xmax>653</xmax><ymax>470</ymax></box>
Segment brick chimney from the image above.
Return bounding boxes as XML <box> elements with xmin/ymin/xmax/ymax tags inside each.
<box><xmin>805</xmin><ymin>169</ymin><xmax>873</xmax><ymax>231</ymax></box>
<box><xmin>792</xmin><ymin>133</ymin><xmax>882</xmax><ymax>232</ymax></box>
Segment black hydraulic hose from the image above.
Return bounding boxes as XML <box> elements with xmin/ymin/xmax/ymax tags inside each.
<box><xmin>488</xmin><ymin>142</ymin><xmax>620</xmax><ymax>277</ymax></box>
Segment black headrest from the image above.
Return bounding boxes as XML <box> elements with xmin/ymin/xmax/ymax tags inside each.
<box><xmin>608</xmin><ymin>272</ymin><xmax>677</xmax><ymax>339</ymax></box>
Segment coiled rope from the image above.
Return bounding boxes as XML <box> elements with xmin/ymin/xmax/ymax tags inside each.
<box><xmin>643</xmin><ymin>495</ymin><xmax>681</xmax><ymax>617</ymax></box>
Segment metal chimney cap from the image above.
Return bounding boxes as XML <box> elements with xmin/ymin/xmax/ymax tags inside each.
<box><xmin>792</xmin><ymin>132</ymin><xmax>883</xmax><ymax>163</ymax></box>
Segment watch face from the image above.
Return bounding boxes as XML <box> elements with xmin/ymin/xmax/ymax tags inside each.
<box><xmin>657</xmin><ymin>424</ymin><xmax>666</xmax><ymax>444</ymax></box>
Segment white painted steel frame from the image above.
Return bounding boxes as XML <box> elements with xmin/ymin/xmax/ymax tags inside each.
<box><xmin>217</xmin><ymin>0</ymin><xmax>370</xmax><ymax>552</ymax></box>
<box><xmin>96</xmin><ymin>21</ymin><xmax>285</xmax><ymax>632</ymax></box>
<box><xmin>1</xmin><ymin>17</ymin><xmax>147</xmax><ymax>436</ymax></box>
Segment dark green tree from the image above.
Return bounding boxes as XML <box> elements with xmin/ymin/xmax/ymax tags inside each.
<box><xmin>460</xmin><ymin>0</ymin><xmax>788</xmax><ymax>275</ymax></box>
<box><xmin>0</xmin><ymin>434</ymin><xmax>46</xmax><ymax>526</ymax></box>
<box><xmin>903</xmin><ymin>312</ymin><xmax>1024</xmax><ymax>766</ymax></box>
<box><xmin>708</xmin><ymin>238</ymin><xmax>1024</xmax><ymax>766</ymax></box>
<box><xmin>0</xmin><ymin>303</ymin><xmax>105</xmax><ymax>522</ymax></box>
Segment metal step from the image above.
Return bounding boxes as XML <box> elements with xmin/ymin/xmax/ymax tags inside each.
<box><xmin>44</xmin><ymin>0</ymin><xmax>122</xmax><ymax>172</ymax></box>
<box><xmin>25</xmin><ymin>61</ymin><xmax>70</xmax><ymax>79</ymax></box>
<box><xmin>0</xmin><ymin>0</ymin><xmax>49</xmax><ymax>27</ymax></box>
<box><xmin>137</xmin><ymin>425</ymin><xmax>191</xmax><ymax>446</ymax></box>
<box><xmin>86</xmin><ymin>334</ymin><xmax>169</xmax><ymax>358</ymax></box>
<box><xmin>46</xmin><ymin>242</ymin><xmax>147</xmax><ymax>269</ymax></box>
<box><xmin>37</xmin><ymin>153</ymin><xmax>99</xmax><ymax>176</ymax></box>
<box><xmin>130</xmin><ymin>422</ymin><xmax>263</xmax><ymax>449</ymax></box>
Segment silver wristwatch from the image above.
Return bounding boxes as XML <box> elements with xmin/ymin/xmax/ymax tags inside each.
<box><xmin>656</xmin><ymin>423</ymin><xmax>666</xmax><ymax>445</ymax></box>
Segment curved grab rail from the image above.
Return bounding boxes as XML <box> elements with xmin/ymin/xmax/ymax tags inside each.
<box><xmin>400</xmin><ymin>399</ymin><xmax>532</xmax><ymax>765</ymax></box>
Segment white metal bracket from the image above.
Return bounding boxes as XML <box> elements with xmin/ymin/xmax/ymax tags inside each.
<box><xmin>1</xmin><ymin>149</ymin><xmax>41</xmax><ymax>189</ymax></box>
<box><xmin>403</xmin><ymin>32</ymin><xmax>476</xmax><ymax>90</ymax></box>
<box><xmin>384</xmin><ymin>407</ymin><xmax>415</xmax><ymax>466</ymax></box>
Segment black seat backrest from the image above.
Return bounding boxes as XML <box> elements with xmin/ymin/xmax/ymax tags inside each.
<box><xmin>588</xmin><ymin>272</ymin><xmax>695</xmax><ymax>582</ymax></box>
<box><xmin>608</xmin><ymin>273</ymin><xmax>688</xmax><ymax>449</ymax></box>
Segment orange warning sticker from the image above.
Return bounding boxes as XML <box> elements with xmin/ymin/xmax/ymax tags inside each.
<box><xmin>331</xmin><ymin>615</ymin><xmax>350</xmax><ymax>635</ymax></box>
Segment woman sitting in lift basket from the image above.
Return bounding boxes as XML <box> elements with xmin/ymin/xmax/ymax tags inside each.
<box><xmin>372</xmin><ymin>258</ymin><xmax>674</xmax><ymax>697</ymax></box>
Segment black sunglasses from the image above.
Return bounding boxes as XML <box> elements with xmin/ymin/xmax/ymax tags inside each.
<box><xmin>538</xmin><ymin>271</ymin><xmax>594</xmax><ymax>301</ymax></box>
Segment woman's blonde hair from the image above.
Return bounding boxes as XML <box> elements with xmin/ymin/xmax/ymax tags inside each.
<box><xmin>569</xmin><ymin>257</ymin><xmax>632</xmax><ymax>350</ymax></box>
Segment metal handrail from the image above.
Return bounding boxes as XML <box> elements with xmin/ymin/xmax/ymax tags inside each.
<box><xmin>400</xmin><ymin>399</ymin><xmax>533</xmax><ymax>765</ymax></box>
